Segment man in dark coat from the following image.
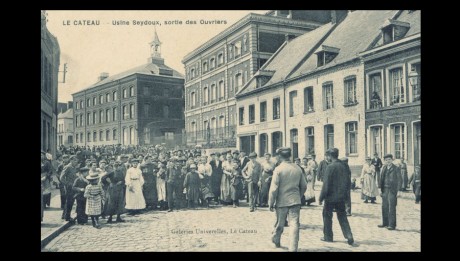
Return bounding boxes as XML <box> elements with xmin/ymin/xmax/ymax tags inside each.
<box><xmin>319</xmin><ymin>148</ymin><xmax>354</xmax><ymax>245</ymax></box>
<box><xmin>317</xmin><ymin>151</ymin><xmax>331</xmax><ymax>182</ymax></box>
<box><xmin>60</xmin><ymin>156</ymin><xmax>80</xmax><ymax>221</ymax></box>
<box><xmin>371</xmin><ymin>153</ymin><xmax>383</xmax><ymax>187</ymax></box>
<box><xmin>166</xmin><ymin>158</ymin><xmax>183</xmax><ymax>212</ymax></box>
<box><xmin>378</xmin><ymin>154</ymin><xmax>402</xmax><ymax>230</ymax></box>
<box><xmin>209</xmin><ymin>152</ymin><xmax>223</xmax><ymax>204</ymax></box>
<box><xmin>101</xmin><ymin>161</ymin><xmax>126</xmax><ymax>222</ymax></box>
<box><xmin>140</xmin><ymin>156</ymin><xmax>158</xmax><ymax>210</ymax></box>
<box><xmin>409</xmin><ymin>164</ymin><xmax>421</xmax><ymax>204</ymax></box>
<box><xmin>340</xmin><ymin>157</ymin><xmax>352</xmax><ymax>216</ymax></box>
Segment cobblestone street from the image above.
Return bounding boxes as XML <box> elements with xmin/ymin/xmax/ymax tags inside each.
<box><xmin>43</xmin><ymin>184</ymin><xmax>420</xmax><ymax>252</ymax></box>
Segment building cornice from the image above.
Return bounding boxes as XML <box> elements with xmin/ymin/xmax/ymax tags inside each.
<box><xmin>359</xmin><ymin>33</ymin><xmax>420</xmax><ymax>59</ymax></box>
<box><xmin>182</xmin><ymin>13</ymin><xmax>323</xmax><ymax>64</ymax></box>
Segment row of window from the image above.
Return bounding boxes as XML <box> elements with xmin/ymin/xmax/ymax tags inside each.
<box><xmin>368</xmin><ymin>62</ymin><xmax>421</xmax><ymax>110</ymax></box>
<box><xmin>187</xmin><ymin>35</ymin><xmax>249</xmax><ymax>81</ymax></box>
<box><xmin>75</xmin><ymin>86</ymin><xmax>136</xmax><ymax>110</ymax></box>
<box><xmin>189</xmin><ymin>72</ymin><xmax>246</xmax><ymax>109</ymax></box>
<box><xmin>75</xmin><ymin>127</ymin><xmax>136</xmax><ymax>145</ymax></box>
<box><xmin>57</xmin><ymin>123</ymin><xmax>73</xmax><ymax>133</ymax></box>
<box><xmin>41</xmin><ymin>52</ymin><xmax>54</xmax><ymax>98</ymax></box>
<box><xmin>74</xmin><ymin>104</ymin><xmax>135</xmax><ymax>127</ymax></box>
<box><xmin>239</xmin><ymin>97</ymin><xmax>281</xmax><ymax>125</ymax></box>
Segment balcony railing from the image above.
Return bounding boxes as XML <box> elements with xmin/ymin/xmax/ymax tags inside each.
<box><xmin>186</xmin><ymin>125</ymin><xmax>237</xmax><ymax>148</ymax></box>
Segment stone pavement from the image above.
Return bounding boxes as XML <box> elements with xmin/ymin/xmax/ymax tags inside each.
<box><xmin>42</xmin><ymin>183</ymin><xmax>420</xmax><ymax>252</ymax></box>
<box><xmin>41</xmin><ymin>188</ymin><xmax>73</xmax><ymax>249</ymax></box>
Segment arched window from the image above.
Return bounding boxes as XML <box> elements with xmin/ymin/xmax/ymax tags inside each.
<box><xmin>203</xmin><ymin>87</ymin><xmax>209</xmax><ymax>105</ymax></box>
<box><xmin>129</xmin><ymin>104</ymin><xmax>135</xmax><ymax>119</ymax></box>
<box><xmin>218</xmin><ymin>53</ymin><xmax>224</xmax><ymax>65</ymax></box>
<box><xmin>123</xmin><ymin>128</ymin><xmax>128</xmax><ymax>145</ymax></box>
<box><xmin>203</xmin><ymin>61</ymin><xmax>208</xmax><ymax>72</ymax></box>
<box><xmin>130</xmin><ymin>86</ymin><xmax>135</xmax><ymax>97</ymax></box>
<box><xmin>191</xmin><ymin>92</ymin><xmax>196</xmax><ymax>108</ymax></box>
<box><xmin>113</xmin><ymin>91</ymin><xmax>117</xmax><ymax>101</ymax></box>
<box><xmin>106</xmin><ymin>130</ymin><xmax>110</xmax><ymax>141</ymax></box>
<box><xmin>130</xmin><ymin>127</ymin><xmax>135</xmax><ymax>145</ymax></box>
<box><xmin>210</xmin><ymin>58</ymin><xmax>215</xmax><ymax>69</ymax></box>
<box><xmin>123</xmin><ymin>105</ymin><xmax>128</xmax><ymax>120</ymax></box>
<box><xmin>191</xmin><ymin>68</ymin><xmax>196</xmax><ymax>79</ymax></box>
<box><xmin>106</xmin><ymin>93</ymin><xmax>110</xmax><ymax>103</ymax></box>
<box><xmin>219</xmin><ymin>81</ymin><xmax>225</xmax><ymax>100</ymax></box>
<box><xmin>99</xmin><ymin>95</ymin><xmax>104</xmax><ymax>104</ymax></box>
<box><xmin>211</xmin><ymin>84</ymin><xmax>217</xmax><ymax>103</ymax></box>
<box><xmin>106</xmin><ymin>109</ymin><xmax>110</xmax><ymax>122</ymax></box>
<box><xmin>113</xmin><ymin>107</ymin><xmax>117</xmax><ymax>121</ymax></box>
<box><xmin>99</xmin><ymin>110</ymin><xmax>104</xmax><ymax>123</ymax></box>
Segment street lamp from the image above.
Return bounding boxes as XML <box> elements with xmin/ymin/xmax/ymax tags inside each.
<box><xmin>408</xmin><ymin>68</ymin><xmax>420</xmax><ymax>102</ymax></box>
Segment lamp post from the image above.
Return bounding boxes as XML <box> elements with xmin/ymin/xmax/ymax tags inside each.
<box><xmin>408</xmin><ymin>69</ymin><xmax>420</xmax><ymax>102</ymax></box>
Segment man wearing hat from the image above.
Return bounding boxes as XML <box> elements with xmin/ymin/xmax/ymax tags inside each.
<box><xmin>183</xmin><ymin>164</ymin><xmax>201</xmax><ymax>209</ymax></box>
<box><xmin>141</xmin><ymin>156</ymin><xmax>158</xmax><ymax>210</ymax></box>
<box><xmin>378</xmin><ymin>154</ymin><xmax>402</xmax><ymax>230</ymax></box>
<box><xmin>57</xmin><ymin>154</ymin><xmax>70</xmax><ymax>210</ymax></box>
<box><xmin>371</xmin><ymin>153</ymin><xmax>383</xmax><ymax>186</ymax></box>
<box><xmin>317</xmin><ymin>151</ymin><xmax>331</xmax><ymax>182</ymax></box>
<box><xmin>100</xmin><ymin>160</ymin><xmax>127</xmax><ymax>222</ymax></box>
<box><xmin>269</xmin><ymin>147</ymin><xmax>307</xmax><ymax>252</ymax></box>
<box><xmin>60</xmin><ymin>155</ymin><xmax>80</xmax><ymax>221</ymax></box>
<box><xmin>72</xmin><ymin>167</ymin><xmax>90</xmax><ymax>225</ymax></box>
<box><xmin>242</xmin><ymin>152</ymin><xmax>262</xmax><ymax>212</ymax></box>
<box><xmin>319</xmin><ymin>148</ymin><xmax>354</xmax><ymax>245</ymax></box>
<box><xmin>166</xmin><ymin>157</ymin><xmax>184</xmax><ymax>212</ymax></box>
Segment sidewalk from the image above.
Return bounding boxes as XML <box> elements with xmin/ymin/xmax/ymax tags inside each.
<box><xmin>41</xmin><ymin>188</ymin><xmax>74</xmax><ymax>249</ymax></box>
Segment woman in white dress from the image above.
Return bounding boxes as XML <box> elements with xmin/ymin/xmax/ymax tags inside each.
<box><xmin>303</xmin><ymin>165</ymin><xmax>316</xmax><ymax>206</ymax></box>
<box><xmin>360</xmin><ymin>156</ymin><xmax>379</xmax><ymax>203</ymax></box>
<box><xmin>125</xmin><ymin>159</ymin><xmax>145</xmax><ymax>215</ymax></box>
<box><xmin>220</xmin><ymin>154</ymin><xmax>233</xmax><ymax>205</ymax></box>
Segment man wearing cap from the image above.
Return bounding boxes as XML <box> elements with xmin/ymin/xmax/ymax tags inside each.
<box><xmin>269</xmin><ymin>147</ymin><xmax>307</xmax><ymax>252</ymax></box>
<box><xmin>371</xmin><ymin>153</ymin><xmax>383</xmax><ymax>186</ymax></box>
<box><xmin>60</xmin><ymin>155</ymin><xmax>80</xmax><ymax>221</ymax></box>
<box><xmin>317</xmin><ymin>151</ymin><xmax>331</xmax><ymax>182</ymax></box>
<box><xmin>140</xmin><ymin>156</ymin><xmax>158</xmax><ymax>210</ymax></box>
<box><xmin>72</xmin><ymin>167</ymin><xmax>90</xmax><ymax>225</ymax></box>
<box><xmin>183</xmin><ymin>164</ymin><xmax>201</xmax><ymax>209</ymax></box>
<box><xmin>209</xmin><ymin>152</ymin><xmax>223</xmax><ymax>205</ymax></box>
<box><xmin>101</xmin><ymin>161</ymin><xmax>126</xmax><ymax>223</ymax></box>
<box><xmin>166</xmin><ymin>157</ymin><xmax>183</xmax><ymax>212</ymax></box>
<box><xmin>57</xmin><ymin>154</ymin><xmax>70</xmax><ymax>210</ymax></box>
<box><xmin>319</xmin><ymin>148</ymin><xmax>354</xmax><ymax>245</ymax></box>
<box><xmin>242</xmin><ymin>152</ymin><xmax>262</xmax><ymax>212</ymax></box>
<box><xmin>378</xmin><ymin>154</ymin><xmax>402</xmax><ymax>230</ymax></box>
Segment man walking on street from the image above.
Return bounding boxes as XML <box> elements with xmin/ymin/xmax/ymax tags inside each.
<box><xmin>319</xmin><ymin>148</ymin><xmax>354</xmax><ymax>245</ymax></box>
<box><xmin>269</xmin><ymin>147</ymin><xmax>307</xmax><ymax>252</ymax></box>
<box><xmin>242</xmin><ymin>152</ymin><xmax>262</xmax><ymax>212</ymax></box>
<box><xmin>60</xmin><ymin>155</ymin><xmax>80</xmax><ymax>221</ymax></box>
<box><xmin>378</xmin><ymin>154</ymin><xmax>402</xmax><ymax>230</ymax></box>
<box><xmin>307</xmin><ymin>154</ymin><xmax>318</xmax><ymax>187</ymax></box>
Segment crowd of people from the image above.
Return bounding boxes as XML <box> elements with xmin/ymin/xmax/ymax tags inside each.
<box><xmin>41</xmin><ymin>143</ymin><xmax>420</xmax><ymax>251</ymax></box>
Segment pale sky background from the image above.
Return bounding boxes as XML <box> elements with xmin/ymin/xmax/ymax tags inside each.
<box><xmin>46</xmin><ymin>10</ymin><xmax>268</xmax><ymax>103</ymax></box>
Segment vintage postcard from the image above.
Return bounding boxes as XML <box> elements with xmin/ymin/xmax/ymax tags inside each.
<box><xmin>41</xmin><ymin>10</ymin><xmax>421</xmax><ymax>252</ymax></box>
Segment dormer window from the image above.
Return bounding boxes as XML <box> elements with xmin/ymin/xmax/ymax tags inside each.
<box><xmin>381</xmin><ymin>19</ymin><xmax>410</xmax><ymax>44</ymax></box>
<box><xmin>316</xmin><ymin>45</ymin><xmax>340</xmax><ymax>67</ymax></box>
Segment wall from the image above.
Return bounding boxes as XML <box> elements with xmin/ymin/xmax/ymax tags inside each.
<box><xmin>285</xmin><ymin>62</ymin><xmax>366</xmax><ymax>169</ymax></box>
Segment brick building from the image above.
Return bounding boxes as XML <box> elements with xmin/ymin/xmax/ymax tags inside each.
<box><xmin>237</xmin><ymin>11</ymin><xmax>413</xmax><ymax>174</ymax></box>
<box><xmin>360</xmin><ymin>10</ymin><xmax>421</xmax><ymax>174</ymax></box>
<box><xmin>41</xmin><ymin>10</ymin><xmax>60</xmax><ymax>157</ymax></box>
<box><xmin>72</xmin><ymin>31</ymin><xmax>185</xmax><ymax>147</ymax></box>
<box><xmin>182</xmin><ymin>10</ymin><xmax>343</xmax><ymax>150</ymax></box>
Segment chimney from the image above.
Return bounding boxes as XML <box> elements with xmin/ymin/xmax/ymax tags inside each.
<box><xmin>98</xmin><ymin>72</ymin><xmax>109</xmax><ymax>82</ymax></box>
<box><xmin>285</xmin><ymin>34</ymin><xmax>297</xmax><ymax>42</ymax></box>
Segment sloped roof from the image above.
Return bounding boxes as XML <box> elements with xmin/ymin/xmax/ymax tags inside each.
<box><xmin>58</xmin><ymin>108</ymin><xmax>73</xmax><ymax>119</ymax></box>
<box><xmin>75</xmin><ymin>61</ymin><xmax>184</xmax><ymax>95</ymax></box>
<box><xmin>237</xmin><ymin>22</ymin><xmax>335</xmax><ymax>96</ymax></box>
<box><xmin>288</xmin><ymin>10</ymin><xmax>397</xmax><ymax>80</ymax></box>
<box><xmin>395</xmin><ymin>10</ymin><xmax>420</xmax><ymax>37</ymax></box>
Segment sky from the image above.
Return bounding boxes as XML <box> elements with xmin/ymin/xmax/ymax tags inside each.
<box><xmin>45</xmin><ymin>10</ymin><xmax>268</xmax><ymax>103</ymax></box>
